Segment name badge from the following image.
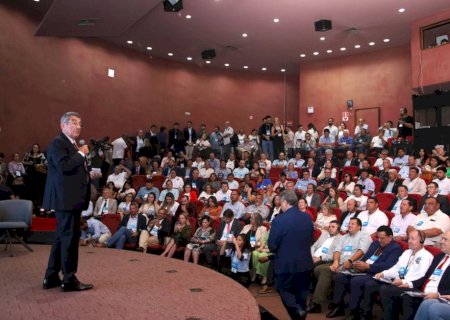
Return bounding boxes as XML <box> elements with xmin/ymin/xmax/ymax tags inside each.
<box><xmin>250</xmin><ymin>236</ymin><xmax>256</xmax><ymax>247</ymax></box>
<box><xmin>430</xmin><ymin>269</ymin><xmax>443</xmax><ymax>281</ymax></box>
<box><xmin>367</xmin><ymin>255</ymin><xmax>379</xmax><ymax>265</ymax></box>
<box><xmin>322</xmin><ymin>247</ymin><xmax>329</xmax><ymax>254</ymax></box>
<box><xmin>416</xmin><ymin>221</ymin><xmax>424</xmax><ymax>227</ymax></box>
<box><xmin>192</xmin><ymin>182</ymin><xmax>196</xmax><ymax>188</ymax></box>
<box><xmin>231</xmin><ymin>260</ymin><xmax>238</xmax><ymax>273</ymax></box>
<box><xmin>393</xmin><ymin>227</ymin><xmax>400</xmax><ymax>234</ymax></box>
<box><xmin>362</xmin><ymin>221</ymin><xmax>368</xmax><ymax>227</ymax></box>
<box><xmin>344</xmin><ymin>245</ymin><xmax>352</xmax><ymax>256</ymax></box>
<box><xmin>266</xmin><ymin>130</ymin><xmax>270</xmax><ymax>136</ymax></box>
<box><xmin>399</xmin><ymin>267</ymin><xmax>407</xmax><ymax>278</ymax></box>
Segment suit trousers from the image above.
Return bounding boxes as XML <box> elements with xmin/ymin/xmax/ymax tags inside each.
<box><xmin>379</xmin><ymin>284</ymin><xmax>422</xmax><ymax>320</ymax></box>
<box><xmin>275</xmin><ymin>271</ymin><xmax>310</xmax><ymax>319</ymax></box>
<box><xmin>45</xmin><ymin>210</ymin><xmax>81</xmax><ymax>284</ymax></box>
<box><xmin>312</xmin><ymin>262</ymin><xmax>333</xmax><ymax>304</ymax></box>
<box><xmin>360</xmin><ymin>279</ymin><xmax>382</xmax><ymax>317</ymax></box>
<box><xmin>138</xmin><ymin>230</ymin><xmax>160</xmax><ymax>251</ymax></box>
<box><xmin>331</xmin><ymin>273</ymin><xmax>374</xmax><ymax>311</ymax></box>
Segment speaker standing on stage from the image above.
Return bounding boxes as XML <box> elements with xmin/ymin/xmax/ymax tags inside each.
<box><xmin>42</xmin><ymin>112</ymin><xmax>93</xmax><ymax>292</ymax></box>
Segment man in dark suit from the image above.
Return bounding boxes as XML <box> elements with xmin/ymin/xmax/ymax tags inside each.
<box><xmin>43</xmin><ymin>112</ymin><xmax>93</xmax><ymax>292</ymax></box>
<box><xmin>388</xmin><ymin>185</ymin><xmax>417</xmax><ymax>213</ymax></box>
<box><xmin>183</xmin><ymin>121</ymin><xmax>197</xmax><ymax>160</ymax></box>
<box><xmin>168</xmin><ymin>122</ymin><xmax>184</xmax><ymax>154</ymax></box>
<box><xmin>379</xmin><ymin>230</ymin><xmax>450</xmax><ymax>320</ymax></box>
<box><xmin>418</xmin><ymin>182</ymin><xmax>450</xmax><ymax>214</ymax></box>
<box><xmin>380</xmin><ymin>169</ymin><xmax>403</xmax><ymax>194</ymax></box>
<box><xmin>269</xmin><ymin>190</ymin><xmax>314</xmax><ymax>319</ymax></box>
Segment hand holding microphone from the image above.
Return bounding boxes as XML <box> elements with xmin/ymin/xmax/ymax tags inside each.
<box><xmin>78</xmin><ymin>139</ymin><xmax>89</xmax><ymax>155</ymax></box>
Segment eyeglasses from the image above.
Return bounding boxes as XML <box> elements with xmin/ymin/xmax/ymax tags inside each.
<box><xmin>66</xmin><ymin>120</ymin><xmax>83</xmax><ymax>128</ymax></box>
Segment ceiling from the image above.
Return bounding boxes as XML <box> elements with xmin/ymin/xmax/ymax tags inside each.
<box><xmin>17</xmin><ymin>0</ymin><xmax>450</xmax><ymax>74</ymax></box>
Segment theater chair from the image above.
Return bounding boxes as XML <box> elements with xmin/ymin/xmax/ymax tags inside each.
<box><xmin>0</xmin><ymin>200</ymin><xmax>33</xmax><ymax>257</ymax></box>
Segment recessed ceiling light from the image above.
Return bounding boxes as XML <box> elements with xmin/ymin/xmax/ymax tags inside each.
<box><xmin>398</xmin><ymin>8</ymin><xmax>406</xmax><ymax>13</ymax></box>
<box><xmin>205</xmin><ymin>60</ymin><xmax>211</xmax><ymax>64</ymax></box>
<box><xmin>185</xmin><ymin>14</ymin><xmax>192</xmax><ymax>19</ymax></box>
<box><xmin>326</xmin><ymin>49</ymin><xmax>333</xmax><ymax>53</ymax></box>
<box><xmin>224</xmin><ymin>63</ymin><xmax>230</xmax><ymax>67</ymax></box>
<box><xmin>33</xmin><ymin>0</ymin><xmax>40</xmax><ymax>2</ymax></box>
<box><xmin>280</xmin><ymin>69</ymin><xmax>286</xmax><ymax>72</ymax></box>
<box><xmin>300</xmin><ymin>54</ymin><xmax>306</xmax><ymax>58</ymax></box>
<box><xmin>369</xmin><ymin>42</ymin><xmax>375</xmax><ymax>46</ymax></box>
<box><xmin>186</xmin><ymin>57</ymin><xmax>192</xmax><ymax>61</ymax></box>
<box><xmin>243</xmin><ymin>65</ymin><xmax>249</xmax><ymax>69</ymax></box>
<box><xmin>107</xmin><ymin>68</ymin><xmax>115</xmax><ymax>78</ymax></box>
<box><xmin>242</xmin><ymin>33</ymin><xmax>248</xmax><ymax>38</ymax></box>
<box><xmin>126</xmin><ymin>40</ymin><xmax>133</xmax><ymax>44</ymax></box>
<box><xmin>340</xmin><ymin>47</ymin><xmax>346</xmax><ymax>51</ymax></box>
<box><xmin>383</xmin><ymin>38</ymin><xmax>390</xmax><ymax>43</ymax></box>
<box><xmin>354</xmin><ymin>44</ymin><xmax>361</xmax><ymax>48</ymax></box>
<box><xmin>320</xmin><ymin>37</ymin><xmax>326</xmax><ymax>41</ymax></box>
<box><xmin>273</xmin><ymin>18</ymin><xmax>280</xmax><ymax>23</ymax></box>
<box><xmin>313</xmin><ymin>52</ymin><xmax>319</xmax><ymax>55</ymax></box>
<box><xmin>168</xmin><ymin>52</ymin><xmax>174</xmax><ymax>56</ymax></box>
<box><xmin>146</xmin><ymin>46</ymin><xmax>152</xmax><ymax>51</ymax></box>
<box><xmin>262</xmin><ymin>67</ymin><xmax>267</xmax><ymax>71</ymax></box>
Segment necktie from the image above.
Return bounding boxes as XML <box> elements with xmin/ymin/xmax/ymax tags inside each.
<box><xmin>102</xmin><ymin>200</ymin><xmax>108</xmax><ymax>214</ymax></box>
<box><xmin>422</xmin><ymin>255</ymin><xmax>449</xmax><ymax>291</ymax></box>
<box><xmin>227</xmin><ymin>223</ymin><xmax>231</xmax><ymax>234</ymax></box>
<box><xmin>73</xmin><ymin>142</ymin><xmax>78</xmax><ymax>150</ymax></box>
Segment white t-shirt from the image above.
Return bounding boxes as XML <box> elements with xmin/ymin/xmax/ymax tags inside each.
<box><xmin>112</xmin><ymin>137</ymin><xmax>127</xmax><ymax>159</ymax></box>
<box><xmin>107</xmin><ymin>172</ymin><xmax>128</xmax><ymax>189</ymax></box>
<box><xmin>357</xmin><ymin>209</ymin><xmax>389</xmax><ymax>235</ymax></box>
<box><xmin>390</xmin><ymin>213</ymin><xmax>416</xmax><ymax>238</ymax></box>
<box><xmin>434</xmin><ymin>177</ymin><xmax>450</xmax><ymax>196</ymax></box>
<box><xmin>410</xmin><ymin>210</ymin><xmax>450</xmax><ymax>245</ymax></box>
<box><xmin>371</xmin><ymin>136</ymin><xmax>386</xmax><ymax>149</ymax></box>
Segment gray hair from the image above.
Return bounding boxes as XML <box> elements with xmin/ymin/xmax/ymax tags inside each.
<box><xmin>325</xmin><ymin>149</ymin><xmax>333</xmax><ymax>154</ymax></box>
<box><xmin>60</xmin><ymin>112</ymin><xmax>81</xmax><ymax>124</ymax></box>
<box><xmin>279</xmin><ymin>190</ymin><xmax>298</xmax><ymax>206</ymax></box>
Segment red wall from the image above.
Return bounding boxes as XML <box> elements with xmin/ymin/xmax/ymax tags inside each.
<box><xmin>299</xmin><ymin>46</ymin><xmax>412</xmax><ymax>134</ymax></box>
<box><xmin>0</xmin><ymin>3</ymin><xmax>299</xmax><ymax>157</ymax></box>
<box><xmin>411</xmin><ymin>9</ymin><xmax>450</xmax><ymax>92</ymax></box>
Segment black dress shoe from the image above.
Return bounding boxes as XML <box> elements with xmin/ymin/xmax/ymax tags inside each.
<box><xmin>136</xmin><ymin>247</ymin><xmax>144</xmax><ymax>252</ymax></box>
<box><xmin>326</xmin><ymin>307</ymin><xmax>345</xmax><ymax>318</ymax></box>
<box><xmin>43</xmin><ymin>277</ymin><xmax>62</xmax><ymax>289</ymax></box>
<box><xmin>61</xmin><ymin>281</ymin><xmax>94</xmax><ymax>292</ymax></box>
<box><xmin>345</xmin><ymin>310</ymin><xmax>361</xmax><ymax>320</ymax></box>
<box><xmin>307</xmin><ymin>302</ymin><xmax>322</xmax><ymax>313</ymax></box>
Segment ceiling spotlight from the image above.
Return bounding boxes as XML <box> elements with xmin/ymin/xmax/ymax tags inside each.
<box><xmin>313</xmin><ymin>52</ymin><xmax>319</xmax><ymax>55</ymax></box>
<box><xmin>262</xmin><ymin>67</ymin><xmax>267</xmax><ymax>71</ymax></box>
<box><xmin>146</xmin><ymin>46</ymin><xmax>152</xmax><ymax>51</ymax></box>
<box><xmin>300</xmin><ymin>54</ymin><xmax>306</xmax><ymax>58</ymax></box>
<box><xmin>168</xmin><ymin>52</ymin><xmax>174</xmax><ymax>56</ymax></box>
<box><xmin>242</xmin><ymin>33</ymin><xmax>248</xmax><ymax>38</ymax></box>
<box><xmin>398</xmin><ymin>8</ymin><xmax>405</xmax><ymax>13</ymax></box>
<box><xmin>369</xmin><ymin>42</ymin><xmax>375</xmax><ymax>46</ymax></box>
<box><xmin>280</xmin><ymin>69</ymin><xmax>286</xmax><ymax>72</ymax></box>
<box><xmin>185</xmin><ymin>14</ymin><xmax>192</xmax><ymax>19</ymax></box>
<box><xmin>383</xmin><ymin>38</ymin><xmax>390</xmax><ymax>43</ymax></box>
<box><xmin>224</xmin><ymin>63</ymin><xmax>230</xmax><ymax>67</ymax></box>
<box><xmin>320</xmin><ymin>37</ymin><xmax>326</xmax><ymax>41</ymax></box>
<box><xmin>243</xmin><ymin>65</ymin><xmax>249</xmax><ymax>69</ymax></box>
<box><xmin>205</xmin><ymin>60</ymin><xmax>211</xmax><ymax>64</ymax></box>
<box><xmin>326</xmin><ymin>49</ymin><xmax>332</xmax><ymax>53</ymax></box>
<box><xmin>340</xmin><ymin>47</ymin><xmax>346</xmax><ymax>51</ymax></box>
<box><xmin>273</xmin><ymin>18</ymin><xmax>280</xmax><ymax>23</ymax></box>
<box><xmin>126</xmin><ymin>40</ymin><xmax>133</xmax><ymax>44</ymax></box>
<box><xmin>163</xmin><ymin>0</ymin><xmax>183</xmax><ymax>12</ymax></box>
<box><xmin>186</xmin><ymin>57</ymin><xmax>192</xmax><ymax>61</ymax></box>
<box><xmin>354</xmin><ymin>44</ymin><xmax>361</xmax><ymax>48</ymax></box>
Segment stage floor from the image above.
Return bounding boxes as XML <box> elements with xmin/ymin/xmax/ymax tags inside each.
<box><xmin>0</xmin><ymin>245</ymin><xmax>260</xmax><ymax>320</ymax></box>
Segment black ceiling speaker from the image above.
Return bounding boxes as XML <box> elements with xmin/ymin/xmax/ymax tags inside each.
<box><xmin>201</xmin><ymin>49</ymin><xmax>216</xmax><ymax>60</ymax></box>
<box><xmin>163</xmin><ymin>0</ymin><xmax>183</xmax><ymax>12</ymax></box>
<box><xmin>314</xmin><ymin>19</ymin><xmax>332</xmax><ymax>32</ymax></box>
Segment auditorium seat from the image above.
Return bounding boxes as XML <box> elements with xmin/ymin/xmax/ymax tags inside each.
<box><xmin>376</xmin><ymin>193</ymin><xmax>395</xmax><ymax>211</ymax></box>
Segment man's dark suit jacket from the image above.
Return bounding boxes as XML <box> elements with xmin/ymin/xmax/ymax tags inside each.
<box><xmin>412</xmin><ymin>252</ymin><xmax>450</xmax><ymax>295</ymax></box>
<box><xmin>183</xmin><ymin>127</ymin><xmax>197</xmax><ymax>145</ymax></box>
<box><xmin>120</xmin><ymin>214</ymin><xmax>147</xmax><ymax>235</ymax></box>
<box><xmin>43</xmin><ymin>133</ymin><xmax>89</xmax><ymax>211</ymax></box>
<box><xmin>388</xmin><ymin>196</ymin><xmax>418</xmax><ymax>212</ymax></box>
<box><xmin>302</xmin><ymin>193</ymin><xmax>322</xmax><ymax>209</ymax></box>
<box><xmin>380</xmin><ymin>179</ymin><xmax>403</xmax><ymax>194</ymax></box>
<box><xmin>133</xmin><ymin>166</ymin><xmax>146</xmax><ymax>175</ymax></box>
<box><xmin>215</xmin><ymin>219</ymin><xmax>243</xmax><ymax>240</ymax></box>
<box><xmin>361</xmin><ymin>240</ymin><xmax>403</xmax><ymax>274</ymax></box>
<box><xmin>418</xmin><ymin>194</ymin><xmax>450</xmax><ymax>214</ymax></box>
<box><xmin>268</xmin><ymin>206</ymin><xmax>314</xmax><ymax>274</ymax></box>
<box><xmin>185</xmin><ymin>177</ymin><xmax>206</xmax><ymax>192</ymax></box>
<box><xmin>340</xmin><ymin>158</ymin><xmax>359</xmax><ymax>168</ymax></box>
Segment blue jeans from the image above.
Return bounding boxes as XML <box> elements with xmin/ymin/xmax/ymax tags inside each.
<box><xmin>261</xmin><ymin>140</ymin><xmax>274</xmax><ymax>161</ymax></box>
<box><xmin>414</xmin><ymin>299</ymin><xmax>450</xmax><ymax>320</ymax></box>
<box><xmin>106</xmin><ymin>226</ymin><xmax>136</xmax><ymax>249</ymax></box>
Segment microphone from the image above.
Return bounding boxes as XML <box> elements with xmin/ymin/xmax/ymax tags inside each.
<box><xmin>79</xmin><ymin>139</ymin><xmax>85</xmax><ymax>146</ymax></box>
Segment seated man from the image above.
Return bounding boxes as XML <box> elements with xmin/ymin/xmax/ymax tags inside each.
<box><xmin>377</xmin><ymin>159</ymin><xmax>393</xmax><ymax>182</ymax></box>
<box><xmin>378</xmin><ymin>231</ymin><xmax>450</xmax><ymax>320</ymax></box>
<box><xmin>158</xmin><ymin>180</ymin><xmax>180</xmax><ymax>202</ymax></box>
<box><xmin>316</xmin><ymin>129</ymin><xmax>335</xmax><ymax>155</ymax></box>
<box><xmin>233</xmin><ymin>160</ymin><xmax>250</xmax><ymax>179</ymax></box>
<box><xmin>106</xmin><ymin>164</ymin><xmax>131</xmax><ymax>189</ymax></box>
<box><xmin>273</xmin><ymin>172</ymin><xmax>288</xmax><ymax>193</ymax></box>
<box><xmin>202</xmin><ymin>209</ymin><xmax>243</xmax><ymax>269</ymax></box>
<box><xmin>335</xmin><ymin>129</ymin><xmax>353</xmax><ymax>154</ymax></box>
<box><xmin>402</xmin><ymin>166</ymin><xmax>427</xmax><ymax>196</ymax></box>
<box><xmin>79</xmin><ymin>217</ymin><xmax>111</xmax><ymax>246</ymax></box>
<box><xmin>356</xmin><ymin>159</ymin><xmax>375</xmax><ymax>178</ymax></box>
<box><xmin>221</xmin><ymin>190</ymin><xmax>246</xmax><ymax>220</ymax></box>
<box><xmin>245</xmin><ymin>193</ymin><xmax>270</xmax><ymax>221</ymax></box>
<box><xmin>373</xmin><ymin>149</ymin><xmax>393</xmax><ymax>171</ymax></box>
<box><xmin>137</xmin><ymin>208</ymin><xmax>171</xmax><ymax>252</ymax></box>
<box><xmin>284</xmin><ymin>163</ymin><xmax>298</xmax><ymax>179</ymax></box>
<box><xmin>393</xmin><ymin>148</ymin><xmax>409</xmax><ymax>167</ymax></box>
<box><xmin>272</xmin><ymin>152</ymin><xmax>288</xmax><ymax>168</ymax></box>
<box><xmin>356</xmin><ymin>169</ymin><xmax>375</xmax><ymax>196</ymax></box>
<box><xmin>341</xmin><ymin>150</ymin><xmax>358</xmax><ymax>168</ymax></box>
<box><xmin>101</xmin><ymin>202</ymin><xmax>146</xmax><ymax>249</ymax></box>
<box><xmin>136</xmin><ymin>179</ymin><xmax>160</xmax><ymax>203</ymax></box>
<box><xmin>185</xmin><ymin>168</ymin><xmax>206</xmax><ymax>191</ymax></box>
<box><xmin>407</xmin><ymin>197</ymin><xmax>450</xmax><ymax>246</ymax></box>
<box><xmin>215</xmin><ymin>160</ymin><xmax>231</xmax><ymax>181</ymax></box>
<box><xmin>433</xmin><ymin>166</ymin><xmax>450</xmax><ymax>196</ymax></box>
<box><xmin>398</xmin><ymin>155</ymin><xmax>422</xmax><ymax>180</ymax></box>
<box><xmin>390</xmin><ymin>199</ymin><xmax>417</xmax><ymax>241</ymax></box>
<box><xmin>326</xmin><ymin>226</ymin><xmax>402</xmax><ymax>319</ymax></box>
<box><xmin>359</xmin><ymin>229</ymin><xmax>433</xmax><ymax>319</ymax></box>
<box><xmin>214</xmin><ymin>182</ymin><xmax>232</xmax><ymax>203</ymax></box>
<box><xmin>255</xmin><ymin>173</ymin><xmax>272</xmax><ymax>191</ymax></box>
<box><xmin>294</xmin><ymin>169</ymin><xmax>317</xmax><ymax>194</ymax></box>
<box><xmin>308</xmin><ymin>220</ymin><xmax>342</xmax><ymax>313</ymax></box>
<box><xmin>226</xmin><ymin>173</ymin><xmax>239</xmax><ymax>190</ymax></box>
<box><xmin>356</xmin><ymin>197</ymin><xmax>389</xmax><ymax>238</ymax></box>
<box><xmin>353</xmin><ymin>128</ymin><xmax>371</xmax><ymax>154</ymax></box>
<box><xmin>310</xmin><ymin>218</ymin><xmax>372</xmax><ymax>314</ymax></box>
<box><xmin>303</xmin><ymin>183</ymin><xmax>322</xmax><ymax>209</ymax></box>
<box><xmin>316</xmin><ymin>168</ymin><xmax>337</xmax><ymax>196</ymax></box>
<box><xmin>93</xmin><ymin>188</ymin><xmax>118</xmax><ymax>217</ymax></box>
<box><xmin>199</xmin><ymin>161</ymin><xmax>214</xmax><ymax>179</ymax></box>
<box><xmin>418</xmin><ymin>182</ymin><xmax>450</xmax><ymax>214</ymax></box>
<box><xmin>380</xmin><ymin>168</ymin><xmax>402</xmax><ymax>194</ymax></box>
<box><xmin>162</xmin><ymin>169</ymin><xmax>184</xmax><ymax>191</ymax></box>
<box><xmin>339</xmin><ymin>199</ymin><xmax>358</xmax><ymax>233</ymax></box>
<box><xmin>387</xmin><ymin>185</ymin><xmax>416</xmax><ymax>215</ymax></box>
<box><xmin>258</xmin><ymin>153</ymin><xmax>272</xmax><ymax>175</ymax></box>
<box><xmin>341</xmin><ymin>184</ymin><xmax>368</xmax><ymax>212</ymax></box>
<box><xmin>288</xmin><ymin>151</ymin><xmax>305</xmax><ymax>168</ymax></box>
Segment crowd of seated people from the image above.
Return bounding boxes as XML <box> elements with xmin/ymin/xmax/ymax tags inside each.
<box><xmin>2</xmin><ymin>111</ymin><xmax>450</xmax><ymax>318</ymax></box>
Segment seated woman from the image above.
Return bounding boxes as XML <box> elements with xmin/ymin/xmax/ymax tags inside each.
<box><xmin>284</xmin><ymin>162</ymin><xmax>298</xmax><ymax>179</ymax></box>
<box><xmin>431</xmin><ymin>144</ymin><xmax>448</xmax><ymax>164</ymax></box>
<box><xmin>160</xmin><ymin>192</ymin><xmax>180</xmax><ymax>217</ymax></box>
<box><xmin>314</xmin><ymin>204</ymin><xmax>337</xmax><ymax>232</ymax></box>
<box><xmin>107</xmin><ymin>181</ymin><xmax>118</xmax><ymax>199</ymax></box>
<box><xmin>118</xmin><ymin>180</ymin><xmax>136</xmax><ymax>201</ymax></box>
<box><xmin>268</xmin><ymin>195</ymin><xmax>282</xmax><ymax>222</ymax></box>
<box><xmin>184</xmin><ymin>215</ymin><xmax>216</xmax><ymax>264</ymax></box>
<box><xmin>250</xmin><ymin>162</ymin><xmax>264</xmax><ymax>179</ymax></box>
<box><xmin>317</xmin><ymin>160</ymin><xmax>337</xmax><ymax>180</ymax></box>
<box><xmin>179</xmin><ymin>183</ymin><xmax>198</xmax><ymax>201</ymax></box>
<box><xmin>252</xmin><ymin>232</ymin><xmax>271</xmax><ymax>285</ymax></box>
<box><xmin>147</xmin><ymin>160</ymin><xmax>163</xmax><ymax>176</ymax></box>
<box><xmin>7</xmin><ymin>152</ymin><xmax>27</xmax><ymax>199</ymax></box>
<box><xmin>220</xmin><ymin>234</ymin><xmax>251</xmax><ymax>287</ymax></box>
<box><xmin>321</xmin><ymin>187</ymin><xmax>344</xmax><ymax>209</ymax></box>
<box><xmin>198</xmin><ymin>184</ymin><xmax>214</xmax><ymax>203</ymax></box>
<box><xmin>138</xmin><ymin>192</ymin><xmax>160</xmax><ymax>220</ymax></box>
<box><xmin>137</xmin><ymin>208</ymin><xmax>171</xmax><ymax>253</ymax></box>
<box><xmin>422</xmin><ymin>156</ymin><xmax>442</xmax><ymax>176</ymax></box>
<box><xmin>241</xmin><ymin>212</ymin><xmax>268</xmax><ymax>252</ymax></box>
<box><xmin>160</xmin><ymin>213</ymin><xmax>192</xmax><ymax>258</ymax></box>
<box><xmin>262</xmin><ymin>184</ymin><xmax>276</xmax><ymax>207</ymax></box>
<box><xmin>239</xmin><ymin>182</ymin><xmax>255</xmax><ymax>205</ymax></box>
<box><xmin>117</xmin><ymin>193</ymin><xmax>134</xmax><ymax>218</ymax></box>
<box><xmin>198</xmin><ymin>196</ymin><xmax>222</xmax><ymax>221</ymax></box>
<box><xmin>337</xmin><ymin>173</ymin><xmax>355</xmax><ymax>196</ymax></box>
<box><xmin>206</xmin><ymin>173</ymin><xmax>221</xmax><ymax>193</ymax></box>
